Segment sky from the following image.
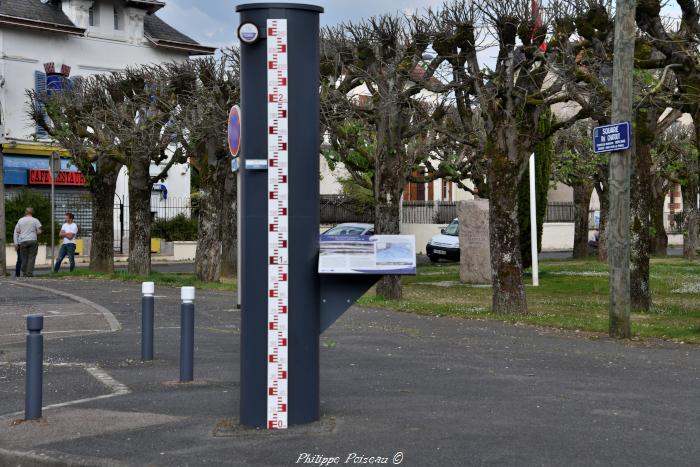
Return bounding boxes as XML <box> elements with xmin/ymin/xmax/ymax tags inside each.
<box><xmin>158</xmin><ymin>0</ymin><xmax>444</xmax><ymax>49</ymax></box>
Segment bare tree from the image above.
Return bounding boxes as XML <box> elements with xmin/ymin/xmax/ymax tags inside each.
<box><xmin>551</xmin><ymin>0</ymin><xmax>684</xmax><ymax>311</ymax></box>
<box><xmin>93</xmin><ymin>69</ymin><xmax>186</xmax><ymax>276</ymax></box>
<box><xmin>155</xmin><ymin>51</ymin><xmax>240</xmax><ymax>281</ymax></box>
<box><xmin>553</xmin><ymin>119</ymin><xmax>607</xmax><ymax>258</ymax></box>
<box><xmin>636</xmin><ymin>0</ymin><xmax>700</xmax><ymax>258</ymax></box>
<box><xmin>28</xmin><ymin>76</ymin><xmax>124</xmax><ymax>273</ymax></box>
<box><xmin>321</xmin><ymin>13</ymin><xmax>450</xmax><ymax>299</ymax></box>
<box><xmin>655</xmin><ymin>123</ymin><xmax>699</xmax><ymax>258</ymax></box>
<box><xmin>429</xmin><ymin>0</ymin><xmax>589</xmax><ymax>314</ymax></box>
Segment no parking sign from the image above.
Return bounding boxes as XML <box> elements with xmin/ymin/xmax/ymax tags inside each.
<box><xmin>228</xmin><ymin>105</ymin><xmax>241</xmax><ymax>157</ymax></box>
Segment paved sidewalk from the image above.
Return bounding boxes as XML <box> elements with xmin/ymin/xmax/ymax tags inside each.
<box><xmin>0</xmin><ymin>278</ymin><xmax>699</xmax><ymax>466</ymax></box>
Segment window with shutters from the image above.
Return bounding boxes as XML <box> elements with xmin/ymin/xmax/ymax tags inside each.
<box><xmin>34</xmin><ymin>71</ymin><xmax>48</xmax><ymax>140</ymax></box>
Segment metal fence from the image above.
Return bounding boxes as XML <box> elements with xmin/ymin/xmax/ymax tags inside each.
<box><xmin>6</xmin><ymin>190</ymin><xmax>94</xmax><ymax>235</ymax></box>
<box><xmin>113</xmin><ymin>196</ymin><xmax>194</xmax><ymax>254</ymax></box>
<box><xmin>401</xmin><ymin>201</ymin><xmax>457</xmax><ymax>224</ymax></box>
<box><xmin>544</xmin><ymin>202</ymin><xmax>576</xmax><ymax>223</ymax></box>
<box><xmin>319</xmin><ymin>196</ymin><xmax>459</xmax><ymax>225</ymax></box>
<box><xmin>319</xmin><ymin>198</ymin><xmax>596</xmax><ymax>226</ymax></box>
<box><xmin>320</xmin><ymin>195</ymin><xmax>373</xmax><ymax>224</ymax></box>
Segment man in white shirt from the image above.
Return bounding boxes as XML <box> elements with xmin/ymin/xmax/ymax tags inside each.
<box><xmin>54</xmin><ymin>212</ymin><xmax>79</xmax><ymax>273</ymax></box>
<box><xmin>14</xmin><ymin>207</ymin><xmax>42</xmax><ymax>277</ymax></box>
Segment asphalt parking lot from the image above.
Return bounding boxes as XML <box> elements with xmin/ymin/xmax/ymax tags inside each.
<box><xmin>0</xmin><ymin>277</ymin><xmax>698</xmax><ymax>466</ymax></box>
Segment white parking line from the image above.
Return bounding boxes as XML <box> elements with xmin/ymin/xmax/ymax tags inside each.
<box><xmin>5</xmin><ymin>281</ymin><xmax>121</xmax><ymax>332</ymax></box>
<box><xmin>0</xmin><ymin>362</ymin><xmax>131</xmax><ymax>419</ymax></box>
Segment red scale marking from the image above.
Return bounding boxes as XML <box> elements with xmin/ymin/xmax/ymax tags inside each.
<box><xmin>267</xmin><ymin>18</ymin><xmax>288</xmax><ymax>430</ymax></box>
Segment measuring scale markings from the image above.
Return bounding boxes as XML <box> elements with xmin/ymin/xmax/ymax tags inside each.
<box><xmin>266</xmin><ymin>18</ymin><xmax>289</xmax><ymax>430</ymax></box>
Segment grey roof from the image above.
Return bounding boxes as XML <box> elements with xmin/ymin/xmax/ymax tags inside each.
<box><xmin>0</xmin><ymin>0</ymin><xmax>81</xmax><ymax>31</ymax></box>
<box><xmin>125</xmin><ymin>0</ymin><xmax>165</xmax><ymax>14</ymax></box>
<box><xmin>144</xmin><ymin>14</ymin><xmax>215</xmax><ymax>54</ymax></box>
<box><xmin>0</xmin><ymin>0</ymin><xmax>214</xmax><ymax>53</ymax></box>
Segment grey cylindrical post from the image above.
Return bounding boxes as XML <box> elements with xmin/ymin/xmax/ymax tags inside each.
<box><xmin>141</xmin><ymin>282</ymin><xmax>155</xmax><ymax>361</ymax></box>
<box><xmin>25</xmin><ymin>314</ymin><xmax>44</xmax><ymax>420</ymax></box>
<box><xmin>179</xmin><ymin>287</ymin><xmax>195</xmax><ymax>382</ymax></box>
<box><xmin>237</xmin><ymin>2</ymin><xmax>323</xmax><ymax>429</ymax></box>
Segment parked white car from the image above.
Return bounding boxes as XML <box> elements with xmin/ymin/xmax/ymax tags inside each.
<box><xmin>322</xmin><ymin>223</ymin><xmax>375</xmax><ymax>236</ymax></box>
<box><xmin>426</xmin><ymin>218</ymin><xmax>460</xmax><ymax>262</ymax></box>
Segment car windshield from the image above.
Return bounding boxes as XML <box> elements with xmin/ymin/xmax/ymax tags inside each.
<box><xmin>443</xmin><ymin>220</ymin><xmax>459</xmax><ymax>236</ymax></box>
<box><xmin>325</xmin><ymin>225</ymin><xmax>368</xmax><ymax>236</ymax></box>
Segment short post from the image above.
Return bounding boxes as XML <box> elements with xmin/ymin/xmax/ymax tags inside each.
<box><xmin>25</xmin><ymin>315</ymin><xmax>44</xmax><ymax>420</ymax></box>
<box><xmin>180</xmin><ymin>287</ymin><xmax>195</xmax><ymax>382</ymax></box>
<box><xmin>141</xmin><ymin>282</ymin><xmax>155</xmax><ymax>361</ymax></box>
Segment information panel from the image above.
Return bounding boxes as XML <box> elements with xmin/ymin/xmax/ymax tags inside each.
<box><xmin>319</xmin><ymin>235</ymin><xmax>417</xmax><ymax>275</ymax></box>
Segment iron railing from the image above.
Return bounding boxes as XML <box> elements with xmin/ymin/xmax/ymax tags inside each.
<box><xmin>401</xmin><ymin>201</ymin><xmax>457</xmax><ymax>224</ymax></box>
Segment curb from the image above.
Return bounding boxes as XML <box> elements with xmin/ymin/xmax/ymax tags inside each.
<box><xmin>0</xmin><ymin>448</ymin><xmax>127</xmax><ymax>467</ymax></box>
<box><xmin>4</xmin><ymin>281</ymin><xmax>122</xmax><ymax>332</ymax></box>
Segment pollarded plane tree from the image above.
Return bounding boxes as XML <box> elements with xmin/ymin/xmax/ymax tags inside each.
<box><xmin>552</xmin><ymin>119</ymin><xmax>607</xmax><ymax>258</ymax></box>
<box><xmin>152</xmin><ymin>51</ymin><xmax>241</xmax><ymax>282</ymax></box>
<box><xmin>653</xmin><ymin>123</ymin><xmax>699</xmax><ymax>258</ymax></box>
<box><xmin>550</xmin><ymin>0</ymin><xmax>681</xmax><ymax>312</ymax></box>
<box><xmin>94</xmin><ymin>69</ymin><xmax>186</xmax><ymax>276</ymax></box>
<box><xmin>321</xmin><ymin>12</ymin><xmax>453</xmax><ymax>299</ymax></box>
<box><xmin>429</xmin><ymin>0</ymin><xmax>589</xmax><ymax>314</ymax></box>
<box><xmin>635</xmin><ymin>0</ymin><xmax>700</xmax><ymax>259</ymax></box>
<box><xmin>28</xmin><ymin>75</ymin><xmax>124</xmax><ymax>273</ymax></box>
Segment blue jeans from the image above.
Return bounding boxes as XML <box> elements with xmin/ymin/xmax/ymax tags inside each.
<box><xmin>54</xmin><ymin>243</ymin><xmax>77</xmax><ymax>272</ymax></box>
<box><xmin>15</xmin><ymin>249</ymin><xmax>22</xmax><ymax>277</ymax></box>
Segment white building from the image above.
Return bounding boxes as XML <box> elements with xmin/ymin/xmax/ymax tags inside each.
<box><xmin>0</xmin><ymin>0</ymin><xmax>214</xmax><ymax>251</ymax></box>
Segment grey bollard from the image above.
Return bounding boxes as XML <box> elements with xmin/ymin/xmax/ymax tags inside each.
<box><xmin>25</xmin><ymin>315</ymin><xmax>44</xmax><ymax>420</ymax></box>
<box><xmin>141</xmin><ymin>282</ymin><xmax>155</xmax><ymax>361</ymax></box>
<box><xmin>179</xmin><ymin>287</ymin><xmax>195</xmax><ymax>382</ymax></box>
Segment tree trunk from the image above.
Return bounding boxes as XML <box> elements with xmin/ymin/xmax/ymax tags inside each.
<box><xmin>683</xmin><ymin>123</ymin><xmax>700</xmax><ymax>259</ymax></box>
<box><xmin>374</xmin><ymin>180</ymin><xmax>402</xmax><ymax>299</ymax></box>
<box><xmin>220</xmin><ymin>170</ymin><xmax>238</xmax><ymax>278</ymax></box>
<box><xmin>595</xmin><ymin>178</ymin><xmax>609</xmax><ymax>261</ymax></box>
<box><xmin>649</xmin><ymin>182</ymin><xmax>668</xmax><ymax>256</ymax></box>
<box><xmin>373</xmin><ymin>104</ymin><xmax>404</xmax><ymax>300</ymax></box>
<box><xmin>89</xmin><ymin>159</ymin><xmax>121</xmax><ymax>273</ymax></box>
<box><xmin>488</xmin><ymin>157</ymin><xmax>527</xmax><ymax>315</ymax></box>
<box><xmin>518</xmin><ymin>114</ymin><xmax>554</xmax><ymax>269</ymax></box>
<box><xmin>630</xmin><ymin>110</ymin><xmax>653</xmax><ymax>313</ymax></box>
<box><xmin>127</xmin><ymin>161</ymin><xmax>152</xmax><ymax>276</ymax></box>
<box><xmin>195</xmin><ymin>153</ymin><xmax>228</xmax><ymax>282</ymax></box>
<box><xmin>195</xmin><ymin>184</ymin><xmax>223</xmax><ymax>281</ymax></box>
<box><xmin>90</xmin><ymin>184</ymin><xmax>117</xmax><ymax>273</ymax></box>
<box><xmin>573</xmin><ymin>182</ymin><xmax>593</xmax><ymax>259</ymax></box>
<box><xmin>681</xmin><ymin>182</ymin><xmax>699</xmax><ymax>259</ymax></box>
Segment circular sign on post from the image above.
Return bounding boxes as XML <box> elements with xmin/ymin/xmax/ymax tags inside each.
<box><xmin>238</xmin><ymin>22</ymin><xmax>260</xmax><ymax>44</ymax></box>
<box><xmin>228</xmin><ymin>105</ymin><xmax>242</xmax><ymax>157</ymax></box>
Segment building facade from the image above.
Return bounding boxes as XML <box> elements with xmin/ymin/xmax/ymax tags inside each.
<box><xmin>0</xmin><ymin>0</ymin><xmax>214</xmax><ymax>249</ymax></box>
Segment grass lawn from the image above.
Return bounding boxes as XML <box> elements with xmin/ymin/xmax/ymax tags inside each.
<box><xmin>359</xmin><ymin>257</ymin><xmax>700</xmax><ymax>344</ymax></box>
<box><xmin>50</xmin><ymin>269</ymin><xmax>237</xmax><ymax>292</ymax></box>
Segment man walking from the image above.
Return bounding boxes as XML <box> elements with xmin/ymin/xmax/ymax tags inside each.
<box><xmin>13</xmin><ymin>207</ymin><xmax>42</xmax><ymax>277</ymax></box>
<box><xmin>54</xmin><ymin>212</ymin><xmax>78</xmax><ymax>273</ymax></box>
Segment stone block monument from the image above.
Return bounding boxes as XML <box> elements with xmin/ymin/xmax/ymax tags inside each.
<box><xmin>459</xmin><ymin>199</ymin><xmax>492</xmax><ymax>284</ymax></box>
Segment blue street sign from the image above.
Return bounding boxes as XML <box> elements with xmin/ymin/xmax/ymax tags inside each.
<box><xmin>593</xmin><ymin>122</ymin><xmax>631</xmax><ymax>154</ymax></box>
